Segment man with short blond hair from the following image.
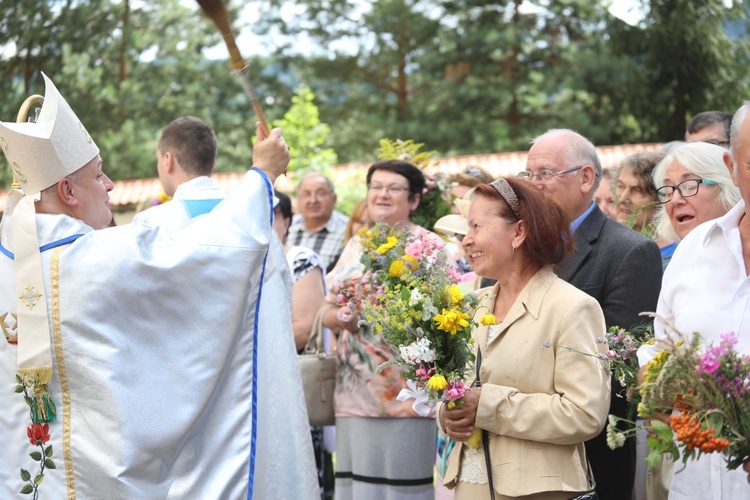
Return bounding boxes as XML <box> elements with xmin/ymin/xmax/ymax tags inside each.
<box><xmin>133</xmin><ymin>116</ymin><xmax>224</xmax><ymax>226</ymax></box>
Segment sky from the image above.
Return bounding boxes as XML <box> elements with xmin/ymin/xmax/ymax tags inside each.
<box><xmin>207</xmin><ymin>0</ymin><xmax>650</xmax><ymax>60</ymax></box>
<box><xmin>1</xmin><ymin>1</ymin><xmax>734</xmax><ymax>62</ymax></box>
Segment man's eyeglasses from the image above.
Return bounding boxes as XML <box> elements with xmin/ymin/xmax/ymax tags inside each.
<box><xmin>517</xmin><ymin>165</ymin><xmax>583</xmax><ymax>183</ymax></box>
<box><xmin>299</xmin><ymin>190</ymin><xmax>333</xmax><ymax>200</ymax></box>
<box><xmin>368</xmin><ymin>184</ymin><xmax>410</xmax><ymax>195</ymax></box>
<box><xmin>656</xmin><ymin>178</ymin><xmax>718</xmax><ymax>203</ymax></box>
<box><xmin>703</xmin><ymin>139</ymin><xmax>730</xmax><ymax>147</ymax></box>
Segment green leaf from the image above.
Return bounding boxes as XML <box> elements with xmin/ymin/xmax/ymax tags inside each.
<box><xmin>33</xmin><ymin>474</ymin><xmax>44</xmax><ymax>486</ymax></box>
<box><xmin>29</xmin><ymin>452</ymin><xmax>42</xmax><ymax>461</ymax></box>
<box><xmin>706</xmin><ymin>413</ymin><xmax>724</xmax><ymax>434</ymax></box>
<box><xmin>400</xmin><ymin>287</ymin><xmax>410</xmax><ymax>301</ymax></box>
<box><xmin>15</xmin><ymin>384</ymin><xmax>24</xmax><ymax>393</ymax></box>
<box><xmin>44</xmin><ymin>459</ymin><xmax>56</xmax><ymax>470</ymax></box>
<box><xmin>24</xmin><ymin>396</ymin><xmax>32</xmax><ymax>408</ymax></box>
<box><xmin>20</xmin><ymin>484</ymin><xmax>33</xmax><ymax>494</ymax></box>
<box><xmin>20</xmin><ymin>469</ymin><xmax>31</xmax><ymax>481</ymax></box>
<box><xmin>16</xmin><ymin>374</ymin><xmax>23</xmax><ymax>384</ymax></box>
<box><xmin>650</xmin><ymin>420</ymin><xmax>674</xmax><ymax>441</ymax></box>
<box><xmin>645</xmin><ymin>448</ymin><xmax>665</xmax><ymax>468</ymax></box>
<box><xmin>45</xmin><ymin>445</ymin><xmax>54</xmax><ymax>457</ymax></box>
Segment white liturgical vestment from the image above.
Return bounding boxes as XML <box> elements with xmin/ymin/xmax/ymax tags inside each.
<box><xmin>0</xmin><ymin>168</ymin><xmax>318</xmax><ymax>499</ymax></box>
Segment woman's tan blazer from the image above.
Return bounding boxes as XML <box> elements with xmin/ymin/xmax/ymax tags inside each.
<box><xmin>440</xmin><ymin>267</ymin><xmax>611</xmax><ymax>497</ymax></box>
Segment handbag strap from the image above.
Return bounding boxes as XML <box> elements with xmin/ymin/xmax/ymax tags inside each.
<box><xmin>475</xmin><ymin>348</ymin><xmax>496</xmax><ymax>500</ymax></box>
<box><xmin>305</xmin><ymin>303</ymin><xmax>335</xmax><ymax>354</ymax></box>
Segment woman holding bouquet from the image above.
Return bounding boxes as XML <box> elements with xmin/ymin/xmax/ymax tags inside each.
<box><xmin>322</xmin><ymin>160</ymin><xmax>450</xmax><ymax>500</ymax></box>
<box><xmin>439</xmin><ymin>177</ymin><xmax>611</xmax><ymax>499</ymax></box>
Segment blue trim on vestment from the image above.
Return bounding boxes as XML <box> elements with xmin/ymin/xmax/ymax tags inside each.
<box><xmin>0</xmin><ymin>233</ymin><xmax>85</xmax><ymax>260</ymax></box>
<box><xmin>179</xmin><ymin>199</ymin><xmax>222</xmax><ymax>219</ymax></box>
<box><xmin>247</xmin><ymin>167</ymin><xmax>273</xmax><ymax>499</ymax></box>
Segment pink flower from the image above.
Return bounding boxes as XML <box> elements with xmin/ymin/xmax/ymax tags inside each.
<box><xmin>405</xmin><ymin>241</ymin><xmax>423</xmax><ymax>259</ymax></box>
<box><xmin>606</xmin><ymin>350</ymin><xmax>617</xmax><ymax>360</ymax></box>
<box><xmin>721</xmin><ymin>331</ymin><xmax>738</xmax><ymax>348</ymax></box>
<box><xmin>415</xmin><ymin>365</ymin><xmax>435</xmax><ymax>381</ymax></box>
<box><xmin>698</xmin><ymin>348</ymin><xmax>722</xmax><ymax>375</ymax></box>
<box><xmin>444</xmin><ymin>380</ymin><xmax>469</xmax><ymax>401</ymax></box>
<box><xmin>446</xmin><ymin>267</ymin><xmax>461</xmax><ymax>283</ymax></box>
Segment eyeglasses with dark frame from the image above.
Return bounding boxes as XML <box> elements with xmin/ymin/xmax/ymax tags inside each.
<box><xmin>656</xmin><ymin>178</ymin><xmax>719</xmax><ymax>204</ymax></box>
<box><xmin>517</xmin><ymin>165</ymin><xmax>584</xmax><ymax>183</ymax></box>
<box><xmin>368</xmin><ymin>184</ymin><xmax>410</xmax><ymax>195</ymax></box>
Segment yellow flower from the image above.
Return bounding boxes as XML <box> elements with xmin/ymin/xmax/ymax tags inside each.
<box><xmin>427</xmin><ymin>374</ymin><xmax>447</xmax><ymax>391</ymax></box>
<box><xmin>389</xmin><ymin>260</ymin><xmax>406</xmax><ymax>277</ymax></box>
<box><xmin>637</xmin><ymin>402</ymin><xmax>649</xmax><ymax>419</ymax></box>
<box><xmin>157</xmin><ymin>191</ymin><xmax>172</xmax><ymax>203</ymax></box>
<box><xmin>434</xmin><ymin>308</ymin><xmax>470</xmax><ymax>335</ymax></box>
<box><xmin>402</xmin><ymin>255</ymin><xmax>418</xmax><ymax>270</ymax></box>
<box><xmin>480</xmin><ymin>313</ymin><xmax>497</xmax><ymax>326</ymax></box>
<box><xmin>357</xmin><ymin>226</ymin><xmax>369</xmax><ymax>238</ymax></box>
<box><xmin>376</xmin><ymin>236</ymin><xmax>399</xmax><ymax>254</ymax></box>
<box><xmin>446</xmin><ymin>285</ymin><xmax>464</xmax><ymax>305</ymax></box>
<box><xmin>389</xmin><ymin>255</ymin><xmax>418</xmax><ymax>278</ymax></box>
<box><xmin>466</xmin><ymin>428</ymin><xmax>483</xmax><ymax>449</ymax></box>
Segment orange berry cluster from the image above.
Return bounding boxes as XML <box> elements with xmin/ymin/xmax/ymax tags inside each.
<box><xmin>670</xmin><ymin>413</ymin><xmax>729</xmax><ymax>454</ymax></box>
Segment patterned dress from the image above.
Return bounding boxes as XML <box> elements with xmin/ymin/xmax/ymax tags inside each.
<box><xmin>325</xmin><ymin>224</ymin><xmax>446</xmax><ymax>500</ymax></box>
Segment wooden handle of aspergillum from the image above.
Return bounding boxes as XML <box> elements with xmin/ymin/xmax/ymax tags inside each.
<box><xmin>196</xmin><ymin>0</ymin><xmax>270</xmax><ymax>137</ymax></box>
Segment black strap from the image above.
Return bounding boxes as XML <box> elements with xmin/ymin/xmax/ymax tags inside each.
<box><xmin>475</xmin><ymin>348</ymin><xmax>495</xmax><ymax>500</ymax></box>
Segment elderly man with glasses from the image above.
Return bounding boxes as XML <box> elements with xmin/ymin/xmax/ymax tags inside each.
<box><xmin>516</xmin><ymin>129</ymin><xmax>664</xmax><ymax>500</ymax></box>
<box><xmin>289</xmin><ymin>172</ymin><xmax>349</xmax><ymax>272</ymax></box>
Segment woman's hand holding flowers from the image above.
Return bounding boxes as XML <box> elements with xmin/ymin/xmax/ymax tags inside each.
<box><xmin>443</xmin><ymin>387</ymin><xmax>481</xmax><ymax>441</ymax></box>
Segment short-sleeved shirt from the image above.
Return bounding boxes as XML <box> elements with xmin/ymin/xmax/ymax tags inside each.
<box><xmin>288</xmin><ymin>211</ymin><xmax>348</xmax><ymax>272</ymax></box>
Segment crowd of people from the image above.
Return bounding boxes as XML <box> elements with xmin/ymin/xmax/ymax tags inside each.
<box><xmin>1</xmin><ymin>72</ymin><xmax>750</xmax><ymax>500</ymax></box>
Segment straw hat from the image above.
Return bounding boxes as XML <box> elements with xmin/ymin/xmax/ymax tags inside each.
<box><xmin>433</xmin><ymin>189</ymin><xmax>474</xmax><ymax>237</ymax></box>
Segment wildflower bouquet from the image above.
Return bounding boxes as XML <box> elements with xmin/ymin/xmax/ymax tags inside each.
<box><xmin>544</xmin><ymin>324</ymin><xmax>654</xmax><ymax>413</ymax></box>
<box><xmin>624</xmin><ymin>331</ymin><xmax>750</xmax><ymax>471</ymax></box>
<box><xmin>354</xmin><ymin>221</ymin><xmax>482</xmax><ymax>419</ymax></box>
<box><xmin>601</xmin><ymin>325</ymin><xmax>654</xmax><ymax>408</ymax></box>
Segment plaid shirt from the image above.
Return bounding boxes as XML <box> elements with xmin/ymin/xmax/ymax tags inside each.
<box><xmin>288</xmin><ymin>210</ymin><xmax>349</xmax><ymax>272</ymax></box>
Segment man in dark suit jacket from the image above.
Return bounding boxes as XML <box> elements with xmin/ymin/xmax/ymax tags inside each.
<box><xmin>523</xmin><ymin>129</ymin><xmax>663</xmax><ymax>500</ymax></box>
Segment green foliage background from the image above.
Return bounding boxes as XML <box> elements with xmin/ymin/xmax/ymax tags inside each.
<box><xmin>1</xmin><ymin>0</ymin><xmax>749</xmax><ymax>215</ymax></box>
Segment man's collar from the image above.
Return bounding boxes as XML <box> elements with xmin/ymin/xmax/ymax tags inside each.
<box><xmin>570</xmin><ymin>201</ymin><xmax>597</xmax><ymax>234</ymax></box>
<box><xmin>172</xmin><ymin>176</ymin><xmax>215</xmax><ymax>198</ymax></box>
<box><xmin>703</xmin><ymin>198</ymin><xmax>746</xmax><ymax>245</ymax></box>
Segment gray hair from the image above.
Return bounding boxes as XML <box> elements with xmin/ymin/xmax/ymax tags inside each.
<box><xmin>296</xmin><ymin>172</ymin><xmax>335</xmax><ymax>195</ymax></box>
<box><xmin>729</xmin><ymin>102</ymin><xmax>750</xmax><ymax>175</ymax></box>
<box><xmin>653</xmin><ymin>142</ymin><xmax>741</xmax><ymax>241</ymax></box>
<box><xmin>531</xmin><ymin>129</ymin><xmax>603</xmax><ymax>189</ymax></box>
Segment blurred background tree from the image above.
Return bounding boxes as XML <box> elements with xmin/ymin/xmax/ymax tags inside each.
<box><xmin>1</xmin><ymin>0</ymin><xmax>748</xmax><ymax>197</ymax></box>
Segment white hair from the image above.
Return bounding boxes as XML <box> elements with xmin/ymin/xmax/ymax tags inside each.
<box><xmin>653</xmin><ymin>142</ymin><xmax>741</xmax><ymax>240</ymax></box>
